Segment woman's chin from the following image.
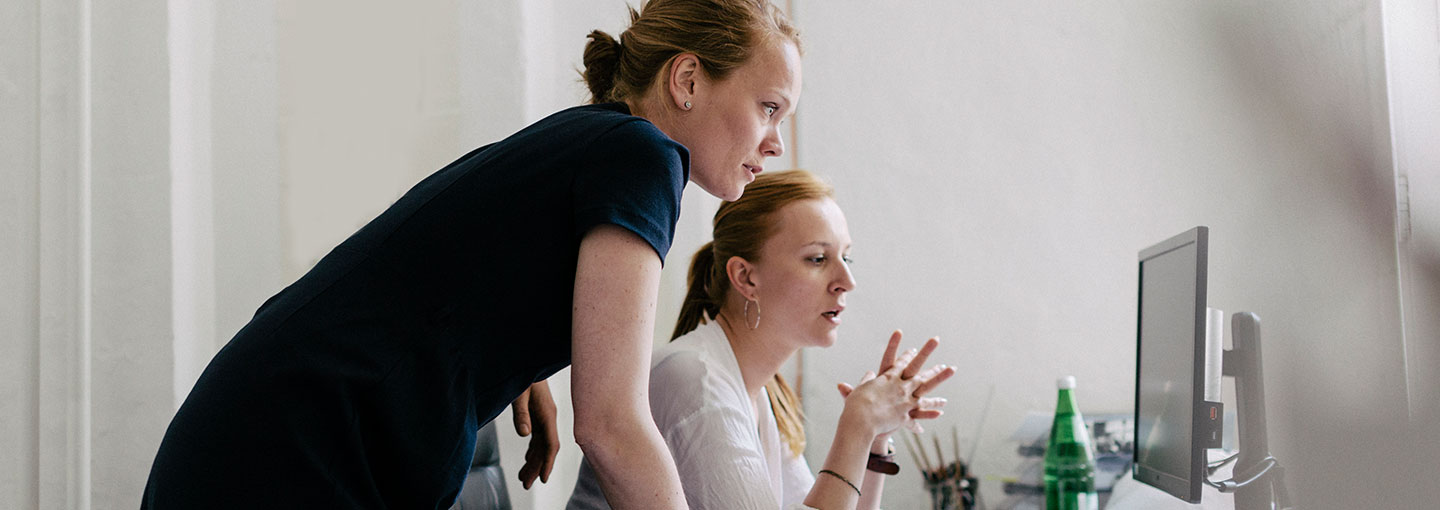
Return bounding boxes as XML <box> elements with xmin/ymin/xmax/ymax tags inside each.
<box><xmin>692</xmin><ymin>175</ymin><xmax>744</xmax><ymax>201</ymax></box>
<box><xmin>813</xmin><ymin>331</ymin><xmax>839</xmax><ymax>348</ymax></box>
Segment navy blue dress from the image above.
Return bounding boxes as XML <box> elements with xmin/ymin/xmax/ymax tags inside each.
<box><xmin>142</xmin><ymin>103</ymin><xmax>689</xmax><ymax>509</ymax></box>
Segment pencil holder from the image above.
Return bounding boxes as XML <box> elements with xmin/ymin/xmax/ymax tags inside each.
<box><xmin>925</xmin><ymin>475</ymin><xmax>964</xmax><ymax>510</ymax></box>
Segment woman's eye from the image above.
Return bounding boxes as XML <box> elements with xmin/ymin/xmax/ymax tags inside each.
<box><xmin>764</xmin><ymin>104</ymin><xmax>778</xmax><ymax>117</ymax></box>
<box><xmin>842</xmin><ymin>256</ymin><xmax>854</xmax><ymax>265</ymax></box>
<box><xmin>807</xmin><ymin>256</ymin><xmax>825</xmax><ymax>264</ymax></box>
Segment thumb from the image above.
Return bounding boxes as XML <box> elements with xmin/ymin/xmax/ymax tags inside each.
<box><xmin>511</xmin><ymin>389</ymin><xmax>533</xmax><ymax>436</ymax></box>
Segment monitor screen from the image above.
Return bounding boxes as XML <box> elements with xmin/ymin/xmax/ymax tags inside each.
<box><xmin>1134</xmin><ymin>226</ymin><xmax>1207</xmax><ymax>503</ymax></box>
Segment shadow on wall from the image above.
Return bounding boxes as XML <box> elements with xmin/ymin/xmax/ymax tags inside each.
<box><xmin>1203</xmin><ymin>2</ymin><xmax>1440</xmax><ymax>507</ymax></box>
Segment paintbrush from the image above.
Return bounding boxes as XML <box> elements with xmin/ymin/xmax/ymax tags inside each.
<box><xmin>932</xmin><ymin>434</ymin><xmax>948</xmax><ymax>478</ymax></box>
<box><xmin>910</xmin><ymin>431</ymin><xmax>935</xmax><ymax>479</ymax></box>
<box><xmin>900</xmin><ymin>431</ymin><xmax>926</xmax><ymax>475</ymax></box>
<box><xmin>953</xmin><ymin>425</ymin><xmax>963</xmax><ymax>477</ymax></box>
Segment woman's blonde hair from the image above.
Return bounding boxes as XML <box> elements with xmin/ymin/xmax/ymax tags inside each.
<box><xmin>581</xmin><ymin>0</ymin><xmax>802</xmax><ymax>104</ymax></box>
<box><xmin>673</xmin><ymin>169</ymin><xmax>834</xmax><ymax>456</ymax></box>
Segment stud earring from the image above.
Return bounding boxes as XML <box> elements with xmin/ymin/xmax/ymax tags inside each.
<box><xmin>683</xmin><ymin>101</ymin><xmax>692</xmax><ymax>110</ymax></box>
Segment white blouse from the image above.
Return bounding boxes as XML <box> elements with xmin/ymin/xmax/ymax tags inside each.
<box><xmin>566</xmin><ymin>320</ymin><xmax>817</xmax><ymax>510</ymax></box>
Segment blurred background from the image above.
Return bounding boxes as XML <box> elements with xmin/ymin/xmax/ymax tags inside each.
<box><xmin>3</xmin><ymin>0</ymin><xmax>1436</xmax><ymax>508</ymax></box>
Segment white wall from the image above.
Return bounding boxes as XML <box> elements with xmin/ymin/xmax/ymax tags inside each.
<box><xmin>1382</xmin><ymin>0</ymin><xmax>1440</xmax><ymax>505</ymax></box>
<box><xmin>2</xmin><ymin>1</ymin><xmax>44</xmax><ymax>506</ymax></box>
<box><xmin>2</xmin><ymin>0</ymin><xmax>282</xmax><ymax>508</ymax></box>
<box><xmin>1385</xmin><ymin>0</ymin><xmax>1440</xmax><ymax>430</ymax></box>
<box><xmin>6</xmin><ymin>1</ymin><xmax>1435</xmax><ymax>509</ymax></box>
<box><xmin>793</xmin><ymin>1</ymin><xmax>1434</xmax><ymax>509</ymax></box>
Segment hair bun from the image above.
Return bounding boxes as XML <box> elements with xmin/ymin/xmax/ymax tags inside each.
<box><xmin>582</xmin><ymin>30</ymin><xmax>622</xmax><ymax>103</ymax></box>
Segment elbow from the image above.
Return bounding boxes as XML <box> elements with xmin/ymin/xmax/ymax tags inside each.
<box><xmin>573</xmin><ymin>409</ymin><xmax>650</xmax><ymax>464</ymax></box>
<box><xmin>572</xmin><ymin>418</ymin><xmax>609</xmax><ymax>454</ymax></box>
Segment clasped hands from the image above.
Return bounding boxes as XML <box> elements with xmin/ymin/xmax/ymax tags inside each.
<box><xmin>836</xmin><ymin>330</ymin><xmax>956</xmax><ymax>444</ymax></box>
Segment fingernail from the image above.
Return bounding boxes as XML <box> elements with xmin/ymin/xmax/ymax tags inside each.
<box><xmin>519</xmin><ymin>424</ymin><xmax>530</xmax><ymax>435</ymax></box>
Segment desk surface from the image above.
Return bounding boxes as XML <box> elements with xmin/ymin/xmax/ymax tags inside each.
<box><xmin>1104</xmin><ymin>451</ymin><xmax>1235</xmax><ymax>510</ymax></box>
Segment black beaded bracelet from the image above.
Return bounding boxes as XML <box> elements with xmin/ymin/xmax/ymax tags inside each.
<box><xmin>818</xmin><ymin>469</ymin><xmax>862</xmax><ymax>497</ymax></box>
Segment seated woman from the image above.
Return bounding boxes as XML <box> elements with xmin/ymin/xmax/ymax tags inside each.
<box><xmin>567</xmin><ymin>170</ymin><xmax>956</xmax><ymax>510</ymax></box>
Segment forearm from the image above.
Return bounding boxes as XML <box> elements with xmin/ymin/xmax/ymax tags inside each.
<box><xmin>569</xmin><ymin>225</ymin><xmax>686</xmax><ymax>509</ymax></box>
<box><xmin>855</xmin><ymin>437</ymin><xmax>888</xmax><ymax>510</ymax></box>
<box><xmin>805</xmin><ymin>411</ymin><xmax>874</xmax><ymax>510</ymax></box>
<box><xmin>576</xmin><ymin>415</ymin><xmax>686</xmax><ymax>509</ymax></box>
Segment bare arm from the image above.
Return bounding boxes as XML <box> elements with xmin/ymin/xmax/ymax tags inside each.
<box><xmin>808</xmin><ymin>333</ymin><xmax>955</xmax><ymax>510</ymax></box>
<box><xmin>570</xmin><ymin>224</ymin><xmax>687</xmax><ymax>510</ymax></box>
<box><xmin>855</xmin><ymin>437</ymin><xmax>890</xmax><ymax>510</ymax></box>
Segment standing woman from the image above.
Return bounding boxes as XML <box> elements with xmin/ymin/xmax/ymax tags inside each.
<box><xmin>141</xmin><ymin>0</ymin><xmax>802</xmax><ymax>508</ymax></box>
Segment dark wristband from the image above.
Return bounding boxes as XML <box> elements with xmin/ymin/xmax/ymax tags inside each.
<box><xmin>867</xmin><ymin>452</ymin><xmax>900</xmax><ymax>475</ymax></box>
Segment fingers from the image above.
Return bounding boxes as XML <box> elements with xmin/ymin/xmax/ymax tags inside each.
<box><xmin>917</xmin><ymin>396</ymin><xmax>948</xmax><ymax>409</ymax></box>
<box><xmin>886</xmin><ymin>348</ymin><xmax>919</xmax><ymax>378</ymax></box>
<box><xmin>519</xmin><ymin>455</ymin><xmax>538</xmax><ymax>489</ymax></box>
<box><xmin>837</xmin><ymin>382</ymin><xmax>854</xmax><ymax>398</ymax></box>
<box><xmin>877</xmin><ymin>330</ymin><xmax>902</xmax><ymax>374</ymax></box>
<box><xmin>539</xmin><ymin>430</ymin><xmax>559</xmax><ymax>483</ymax></box>
<box><xmin>511</xmin><ymin>388</ymin><xmax>533</xmax><ymax>436</ymax></box>
<box><xmin>910</xmin><ymin>408</ymin><xmax>944</xmax><ymax>420</ymax></box>
<box><xmin>530</xmin><ymin>381</ymin><xmax>559</xmax><ymax>484</ymax></box>
<box><xmin>899</xmin><ymin>337</ymin><xmax>940</xmax><ymax>380</ymax></box>
<box><xmin>519</xmin><ymin>432</ymin><xmax>561</xmax><ymax>489</ymax></box>
<box><xmin>517</xmin><ymin>380</ymin><xmax>560</xmax><ymax>489</ymax></box>
<box><xmin>910</xmin><ymin>364</ymin><xmax>957</xmax><ymax>398</ymax></box>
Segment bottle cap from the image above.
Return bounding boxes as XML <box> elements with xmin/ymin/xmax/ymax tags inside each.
<box><xmin>1057</xmin><ymin>375</ymin><xmax>1076</xmax><ymax>390</ymax></box>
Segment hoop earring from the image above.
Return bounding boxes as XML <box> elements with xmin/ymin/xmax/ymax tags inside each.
<box><xmin>743</xmin><ymin>299</ymin><xmax>761</xmax><ymax>330</ymax></box>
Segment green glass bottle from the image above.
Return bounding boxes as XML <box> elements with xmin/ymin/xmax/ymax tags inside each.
<box><xmin>1044</xmin><ymin>376</ymin><xmax>1098</xmax><ymax>510</ymax></box>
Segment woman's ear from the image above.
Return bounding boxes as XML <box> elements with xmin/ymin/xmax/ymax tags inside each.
<box><xmin>724</xmin><ymin>255</ymin><xmax>760</xmax><ymax>302</ymax></box>
<box><xmin>666</xmin><ymin>53</ymin><xmax>702</xmax><ymax>111</ymax></box>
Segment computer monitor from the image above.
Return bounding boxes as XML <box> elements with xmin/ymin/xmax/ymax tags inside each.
<box><xmin>1133</xmin><ymin>226</ymin><xmax>1211</xmax><ymax>503</ymax></box>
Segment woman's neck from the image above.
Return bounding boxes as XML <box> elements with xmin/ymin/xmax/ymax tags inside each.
<box><xmin>715</xmin><ymin>309</ymin><xmax>798</xmax><ymax>404</ymax></box>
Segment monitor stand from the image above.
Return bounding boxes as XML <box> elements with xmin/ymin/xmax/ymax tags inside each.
<box><xmin>1223</xmin><ymin>312</ymin><xmax>1291</xmax><ymax>510</ymax></box>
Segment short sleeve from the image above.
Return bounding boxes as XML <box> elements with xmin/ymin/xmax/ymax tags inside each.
<box><xmin>572</xmin><ymin>119</ymin><xmax>689</xmax><ymax>264</ymax></box>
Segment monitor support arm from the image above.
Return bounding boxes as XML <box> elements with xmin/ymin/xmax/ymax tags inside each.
<box><xmin>1220</xmin><ymin>312</ymin><xmax>1291</xmax><ymax>510</ymax></box>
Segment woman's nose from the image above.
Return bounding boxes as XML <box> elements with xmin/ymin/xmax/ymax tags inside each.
<box><xmin>761</xmin><ymin>127</ymin><xmax>784</xmax><ymax>158</ymax></box>
<box><xmin>832</xmin><ymin>260</ymin><xmax>855</xmax><ymax>293</ymax></box>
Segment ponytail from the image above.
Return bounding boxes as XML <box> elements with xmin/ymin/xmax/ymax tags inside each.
<box><xmin>672</xmin><ymin>241</ymin><xmax>719</xmax><ymax>340</ymax></box>
<box><xmin>579</xmin><ymin>0</ymin><xmax>801</xmax><ymax>105</ymax></box>
<box><xmin>582</xmin><ymin>29</ymin><xmax>623</xmax><ymax>103</ymax></box>
<box><xmin>767</xmin><ymin>374</ymin><xmax>806</xmax><ymax>455</ymax></box>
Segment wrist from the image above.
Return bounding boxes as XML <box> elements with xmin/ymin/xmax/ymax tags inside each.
<box><xmin>870</xmin><ymin>434</ymin><xmax>892</xmax><ymax>455</ymax></box>
<box><xmin>866</xmin><ymin>437</ymin><xmax>900</xmax><ymax>475</ymax></box>
<box><xmin>839</xmin><ymin>405</ymin><xmax>882</xmax><ymax>439</ymax></box>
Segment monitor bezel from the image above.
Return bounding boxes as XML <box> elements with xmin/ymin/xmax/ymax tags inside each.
<box><xmin>1133</xmin><ymin>226</ymin><xmax>1208</xmax><ymax>504</ymax></box>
